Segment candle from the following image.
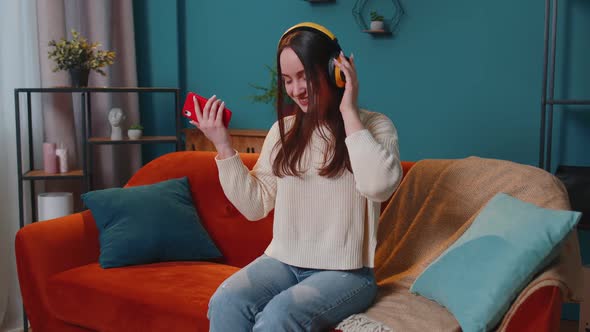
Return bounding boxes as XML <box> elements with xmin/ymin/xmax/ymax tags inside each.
<box><xmin>43</xmin><ymin>143</ymin><xmax>57</xmax><ymax>174</ymax></box>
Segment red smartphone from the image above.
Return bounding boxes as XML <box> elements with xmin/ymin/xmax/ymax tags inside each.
<box><xmin>181</xmin><ymin>92</ymin><xmax>232</xmax><ymax>128</ymax></box>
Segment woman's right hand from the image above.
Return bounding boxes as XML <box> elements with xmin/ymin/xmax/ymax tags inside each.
<box><xmin>189</xmin><ymin>95</ymin><xmax>235</xmax><ymax>158</ymax></box>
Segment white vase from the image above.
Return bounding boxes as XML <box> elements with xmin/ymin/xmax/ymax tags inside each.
<box><xmin>370</xmin><ymin>21</ymin><xmax>385</xmax><ymax>31</ymax></box>
<box><xmin>128</xmin><ymin>129</ymin><xmax>142</xmax><ymax>140</ymax></box>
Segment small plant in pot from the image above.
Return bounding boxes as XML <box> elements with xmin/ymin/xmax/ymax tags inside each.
<box><xmin>370</xmin><ymin>10</ymin><xmax>385</xmax><ymax>31</ymax></box>
<box><xmin>47</xmin><ymin>29</ymin><xmax>116</xmax><ymax>87</ymax></box>
<box><xmin>127</xmin><ymin>124</ymin><xmax>143</xmax><ymax>140</ymax></box>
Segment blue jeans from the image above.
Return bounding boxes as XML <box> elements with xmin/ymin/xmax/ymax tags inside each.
<box><xmin>208</xmin><ymin>255</ymin><xmax>377</xmax><ymax>332</ymax></box>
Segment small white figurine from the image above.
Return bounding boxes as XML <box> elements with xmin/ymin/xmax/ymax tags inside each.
<box><xmin>108</xmin><ymin>108</ymin><xmax>126</xmax><ymax>140</ymax></box>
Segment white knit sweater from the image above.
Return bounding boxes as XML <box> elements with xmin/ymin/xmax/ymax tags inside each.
<box><xmin>215</xmin><ymin>110</ymin><xmax>402</xmax><ymax>269</ymax></box>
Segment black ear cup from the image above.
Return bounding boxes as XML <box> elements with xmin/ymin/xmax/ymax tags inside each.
<box><xmin>328</xmin><ymin>56</ymin><xmax>347</xmax><ymax>89</ymax></box>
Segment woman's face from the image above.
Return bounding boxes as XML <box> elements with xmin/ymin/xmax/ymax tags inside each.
<box><xmin>280</xmin><ymin>47</ymin><xmax>309</xmax><ymax>112</ymax></box>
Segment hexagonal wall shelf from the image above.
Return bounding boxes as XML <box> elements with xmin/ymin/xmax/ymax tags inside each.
<box><xmin>353</xmin><ymin>0</ymin><xmax>404</xmax><ymax>36</ymax></box>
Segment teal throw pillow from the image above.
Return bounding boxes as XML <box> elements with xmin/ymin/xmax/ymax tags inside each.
<box><xmin>410</xmin><ymin>193</ymin><xmax>580</xmax><ymax>332</ymax></box>
<box><xmin>81</xmin><ymin>177</ymin><xmax>222</xmax><ymax>268</ymax></box>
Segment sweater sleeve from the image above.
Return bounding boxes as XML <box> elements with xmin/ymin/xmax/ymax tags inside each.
<box><xmin>345</xmin><ymin>112</ymin><xmax>402</xmax><ymax>202</ymax></box>
<box><xmin>215</xmin><ymin>122</ymin><xmax>279</xmax><ymax>221</ymax></box>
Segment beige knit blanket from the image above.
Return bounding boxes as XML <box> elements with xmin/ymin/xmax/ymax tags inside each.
<box><xmin>338</xmin><ymin>157</ymin><xmax>583</xmax><ymax>332</ymax></box>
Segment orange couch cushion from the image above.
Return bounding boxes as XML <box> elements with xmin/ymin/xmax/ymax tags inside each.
<box><xmin>46</xmin><ymin>261</ymin><xmax>239</xmax><ymax>332</ymax></box>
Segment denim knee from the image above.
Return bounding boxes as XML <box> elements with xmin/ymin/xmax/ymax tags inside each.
<box><xmin>253</xmin><ymin>298</ymin><xmax>305</xmax><ymax>332</ymax></box>
<box><xmin>210</xmin><ymin>286</ymin><xmax>258</xmax><ymax>332</ymax></box>
<box><xmin>207</xmin><ymin>286</ymin><xmax>222</xmax><ymax>318</ymax></box>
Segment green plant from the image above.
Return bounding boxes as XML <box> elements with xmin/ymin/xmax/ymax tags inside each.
<box><xmin>248</xmin><ymin>64</ymin><xmax>279</xmax><ymax>105</ymax></box>
<box><xmin>47</xmin><ymin>29</ymin><xmax>116</xmax><ymax>75</ymax></box>
<box><xmin>129</xmin><ymin>124</ymin><xmax>143</xmax><ymax>130</ymax></box>
<box><xmin>248</xmin><ymin>64</ymin><xmax>293</xmax><ymax>107</ymax></box>
<box><xmin>370</xmin><ymin>10</ymin><xmax>384</xmax><ymax>22</ymax></box>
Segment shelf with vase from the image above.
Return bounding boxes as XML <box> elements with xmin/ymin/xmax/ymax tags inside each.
<box><xmin>48</xmin><ymin>29</ymin><xmax>115</xmax><ymax>88</ymax></box>
<box><xmin>362</xmin><ymin>29</ymin><xmax>393</xmax><ymax>36</ymax></box>
<box><xmin>14</xmin><ymin>86</ymin><xmax>181</xmax><ymax>231</ymax></box>
<box><xmin>22</xmin><ymin>169</ymin><xmax>85</xmax><ymax>180</ymax></box>
<box><xmin>353</xmin><ymin>0</ymin><xmax>404</xmax><ymax>37</ymax></box>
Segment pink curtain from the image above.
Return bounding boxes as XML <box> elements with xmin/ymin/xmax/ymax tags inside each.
<box><xmin>36</xmin><ymin>0</ymin><xmax>140</xmax><ymax>196</ymax></box>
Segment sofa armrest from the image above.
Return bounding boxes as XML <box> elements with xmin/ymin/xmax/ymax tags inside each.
<box><xmin>503</xmin><ymin>286</ymin><xmax>562</xmax><ymax>332</ymax></box>
<box><xmin>15</xmin><ymin>210</ymin><xmax>99</xmax><ymax>330</ymax></box>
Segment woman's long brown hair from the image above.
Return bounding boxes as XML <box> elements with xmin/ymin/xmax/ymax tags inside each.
<box><xmin>272</xmin><ymin>29</ymin><xmax>351</xmax><ymax>178</ymax></box>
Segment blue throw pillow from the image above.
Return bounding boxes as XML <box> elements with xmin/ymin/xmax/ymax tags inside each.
<box><xmin>410</xmin><ymin>193</ymin><xmax>581</xmax><ymax>332</ymax></box>
<box><xmin>81</xmin><ymin>177</ymin><xmax>222</xmax><ymax>268</ymax></box>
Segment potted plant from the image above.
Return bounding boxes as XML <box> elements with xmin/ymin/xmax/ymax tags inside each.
<box><xmin>127</xmin><ymin>124</ymin><xmax>143</xmax><ymax>140</ymax></box>
<box><xmin>249</xmin><ymin>64</ymin><xmax>294</xmax><ymax>113</ymax></box>
<box><xmin>48</xmin><ymin>29</ymin><xmax>116</xmax><ymax>87</ymax></box>
<box><xmin>249</xmin><ymin>64</ymin><xmax>279</xmax><ymax>105</ymax></box>
<box><xmin>370</xmin><ymin>10</ymin><xmax>385</xmax><ymax>31</ymax></box>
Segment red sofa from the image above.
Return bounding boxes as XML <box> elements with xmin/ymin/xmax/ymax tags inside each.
<box><xmin>15</xmin><ymin>151</ymin><xmax>563</xmax><ymax>332</ymax></box>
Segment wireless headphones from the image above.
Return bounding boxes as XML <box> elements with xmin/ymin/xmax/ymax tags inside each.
<box><xmin>279</xmin><ymin>22</ymin><xmax>346</xmax><ymax>89</ymax></box>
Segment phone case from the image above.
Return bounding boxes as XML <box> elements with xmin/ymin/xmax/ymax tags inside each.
<box><xmin>181</xmin><ymin>92</ymin><xmax>232</xmax><ymax>128</ymax></box>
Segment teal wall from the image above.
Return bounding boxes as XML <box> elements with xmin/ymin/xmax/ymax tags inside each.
<box><xmin>133</xmin><ymin>0</ymin><xmax>590</xmax><ymax>320</ymax></box>
<box><xmin>134</xmin><ymin>0</ymin><xmax>590</xmax><ymax>167</ymax></box>
<box><xmin>133</xmin><ymin>0</ymin><xmax>180</xmax><ymax>161</ymax></box>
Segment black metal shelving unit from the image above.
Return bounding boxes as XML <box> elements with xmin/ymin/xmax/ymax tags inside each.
<box><xmin>539</xmin><ymin>0</ymin><xmax>590</xmax><ymax>172</ymax></box>
<box><xmin>14</xmin><ymin>87</ymin><xmax>180</xmax><ymax>332</ymax></box>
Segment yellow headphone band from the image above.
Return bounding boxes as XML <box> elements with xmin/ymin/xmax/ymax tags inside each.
<box><xmin>279</xmin><ymin>22</ymin><xmax>346</xmax><ymax>89</ymax></box>
<box><xmin>279</xmin><ymin>22</ymin><xmax>338</xmax><ymax>45</ymax></box>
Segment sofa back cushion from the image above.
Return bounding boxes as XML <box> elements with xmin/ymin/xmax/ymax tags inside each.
<box><xmin>410</xmin><ymin>192</ymin><xmax>580</xmax><ymax>331</ymax></box>
<box><xmin>127</xmin><ymin>151</ymin><xmax>414</xmax><ymax>268</ymax></box>
<box><xmin>373</xmin><ymin>156</ymin><xmax>582</xmax><ymax>331</ymax></box>
<box><xmin>376</xmin><ymin>157</ymin><xmax>577</xmax><ymax>284</ymax></box>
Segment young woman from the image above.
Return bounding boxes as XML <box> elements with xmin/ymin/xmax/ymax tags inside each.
<box><xmin>191</xmin><ymin>22</ymin><xmax>402</xmax><ymax>332</ymax></box>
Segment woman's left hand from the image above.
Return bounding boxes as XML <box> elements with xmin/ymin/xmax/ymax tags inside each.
<box><xmin>334</xmin><ymin>51</ymin><xmax>359</xmax><ymax>116</ymax></box>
